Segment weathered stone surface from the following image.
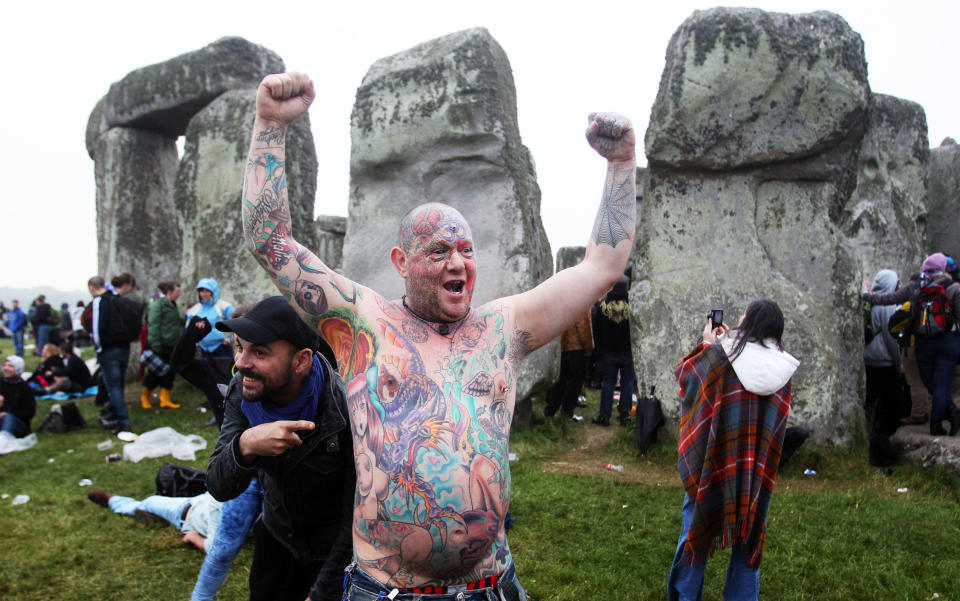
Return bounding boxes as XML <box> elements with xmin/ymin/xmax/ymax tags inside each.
<box><xmin>645</xmin><ymin>8</ymin><xmax>870</xmax><ymax>170</ymax></box>
<box><xmin>555</xmin><ymin>247</ymin><xmax>585</xmax><ymax>272</ymax></box>
<box><xmin>926</xmin><ymin>138</ymin><xmax>960</xmax><ymax>258</ymax></box>
<box><xmin>893</xmin><ymin>425</ymin><xmax>960</xmax><ymax>476</ymax></box>
<box><xmin>94</xmin><ymin>127</ymin><xmax>181</xmax><ymax>290</ymax></box>
<box><xmin>344</xmin><ymin>28</ymin><xmax>556</xmax><ymax>409</ymax></box>
<box><xmin>314</xmin><ymin>215</ymin><xmax>347</xmax><ymax>271</ymax></box>
<box><xmin>842</xmin><ymin>94</ymin><xmax>928</xmax><ymax>279</ymax></box>
<box><xmin>633</xmin><ymin>8</ymin><xmax>869</xmax><ymax>446</ymax></box>
<box><xmin>86</xmin><ymin>37</ymin><xmax>284</xmax><ymax>157</ymax></box>
<box><xmin>176</xmin><ymin>89</ymin><xmax>318</xmax><ymax>305</ymax></box>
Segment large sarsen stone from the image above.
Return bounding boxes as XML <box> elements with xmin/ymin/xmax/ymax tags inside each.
<box><xmin>633</xmin><ymin>9</ymin><xmax>869</xmax><ymax>446</ymax></box>
<box><xmin>645</xmin><ymin>8</ymin><xmax>870</xmax><ymax>170</ymax></box>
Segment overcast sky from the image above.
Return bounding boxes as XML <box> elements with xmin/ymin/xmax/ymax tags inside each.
<box><xmin>5</xmin><ymin>0</ymin><xmax>957</xmax><ymax>292</ymax></box>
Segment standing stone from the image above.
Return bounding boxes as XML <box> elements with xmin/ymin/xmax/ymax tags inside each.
<box><xmin>345</xmin><ymin>28</ymin><xmax>556</xmax><ymax>412</ymax></box>
<box><xmin>842</xmin><ymin>94</ymin><xmax>928</xmax><ymax>279</ymax></box>
<box><xmin>634</xmin><ymin>8</ymin><xmax>870</xmax><ymax>446</ymax></box>
<box><xmin>176</xmin><ymin>89</ymin><xmax>319</xmax><ymax>306</ymax></box>
<box><xmin>315</xmin><ymin>215</ymin><xmax>347</xmax><ymax>271</ymax></box>
<box><xmin>646</xmin><ymin>9</ymin><xmax>869</xmax><ymax>170</ymax></box>
<box><xmin>555</xmin><ymin>247</ymin><xmax>586</xmax><ymax>273</ymax></box>
<box><xmin>86</xmin><ymin>37</ymin><xmax>284</xmax><ymax>157</ymax></box>
<box><xmin>94</xmin><ymin>127</ymin><xmax>181</xmax><ymax>289</ymax></box>
<box><xmin>926</xmin><ymin>138</ymin><xmax>960</xmax><ymax>258</ymax></box>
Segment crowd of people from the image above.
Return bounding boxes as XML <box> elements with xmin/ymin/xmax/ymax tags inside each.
<box><xmin>2</xmin><ymin>70</ymin><xmax>954</xmax><ymax>601</ymax></box>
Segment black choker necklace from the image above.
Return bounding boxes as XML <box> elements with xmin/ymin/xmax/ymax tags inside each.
<box><xmin>402</xmin><ymin>296</ymin><xmax>467</xmax><ymax>336</ymax></box>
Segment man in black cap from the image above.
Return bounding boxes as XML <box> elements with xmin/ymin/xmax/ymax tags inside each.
<box><xmin>206</xmin><ymin>296</ymin><xmax>354</xmax><ymax>601</ymax></box>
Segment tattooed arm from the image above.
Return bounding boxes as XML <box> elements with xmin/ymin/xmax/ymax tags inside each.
<box><xmin>242</xmin><ymin>73</ymin><xmax>367</xmax><ymax>325</ymax></box>
<box><xmin>507</xmin><ymin>112</ymin><xmax>636</xmax><ymax>354</ymax></box>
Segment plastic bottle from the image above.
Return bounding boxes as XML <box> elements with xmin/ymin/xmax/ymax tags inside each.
<box><xmin>602</xmin><ymin>463</ymin><xmax>624</xmax><ymax>472</ymax></box>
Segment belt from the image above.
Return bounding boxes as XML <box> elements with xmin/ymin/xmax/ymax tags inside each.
<box><xmin>344</xmin><ymin>562</ymin><xmax>523</xmax><ymax>601</ymax></box>
<box><xmin>401</xmin><ymin>573</ymin><xmax>501</xmax><ymax>595</ymax></box>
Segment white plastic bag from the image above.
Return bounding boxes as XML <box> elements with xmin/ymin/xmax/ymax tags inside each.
<box><xmin>121</xmin><ymin>427</ymin><xmax>207</xmax><ymax>463</ymax></box>
<box><xmin>0</xmin><ymin>432</ymin><xmax>38</xmax><ymax>454</ymax></box>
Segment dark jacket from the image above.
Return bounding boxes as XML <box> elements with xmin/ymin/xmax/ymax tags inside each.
<box><xmin>93</xmin><ymin>291</ymin><xmax>130</xmax><ymax>350</ymax></box>
<box><xmin>593</xmin><ymin>281</ymin><xmax>632</xmax><ymax>354</ymax></box>
<box><xmin>0</xmin><ymin>377</ymin><xmax>36</xmax><ymax>432</ymax></box>
<box><xmin>206</xmin><ymin>352</ymin><xmax>354</xmax><ymax>601</ymax></box>
<box><xmin>53</xmin><ymin>355</ymin><xmax>92</xmax><ymax>389</ymax></box>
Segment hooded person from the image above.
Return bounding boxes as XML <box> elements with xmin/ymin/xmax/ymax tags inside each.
<box><xmin>863</xmin><ymin>269</ymin><xmax>904</xmax><ymax>465</ymax></box>
<box><xmin>0</xmin><ymin>355</ymin><xmax>36</xmax><ymax>438</ymax></box>
<box><xmin>185</xmin><ymin>278</ymin><xmax>235</xmax><ymax>359</ymax></box>
<box><xmin>668</xmin><ymin>299</ymin><xmax>799</xmax><ymax>601</ymax></box>
<box><xmin>862</xmin><ymin>252</ymin><xmax>960</xmax><ymax>436</ymax></box>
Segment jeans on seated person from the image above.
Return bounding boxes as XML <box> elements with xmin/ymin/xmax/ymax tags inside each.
<box><xmin>343</xmin><ymin>562</ymin><xmax>526</xmax><ymax>601</ymax></box>
<box><xmin>0</xmin><ymin>413</ymin><xmax>29</xmax><ymax>438</ymax></box>
<box><xmin>667</xmin><ymin>493</ymin><xmax>760</xmax><ymax>601</ymax></box>
<box><xmin>191</xmin><ymin>477</ymin><xmax>263</xmax><ymax>601</ymax></box>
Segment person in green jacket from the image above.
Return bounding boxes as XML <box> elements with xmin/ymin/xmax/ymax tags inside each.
<box><xmin>142</xmin><ymin>281</ymin><xmax>183</xmax><ymax>409</ymax></box>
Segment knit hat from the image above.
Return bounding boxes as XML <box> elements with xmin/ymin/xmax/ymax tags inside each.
<box><xmin>4</xmin><ymin>355</ymin><xmax>24</xmax><ymax>376</ymax></box>
<box><xmin>922</xmin><ymin>252</ymin><xmax>947</xmax><ymax>274</ymax></box>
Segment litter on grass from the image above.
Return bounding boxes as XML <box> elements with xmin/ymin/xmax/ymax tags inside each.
<box><xmin>78</xmin><ymin>479</ymin><xmax>93</xmax><ymax>487</ymax></box>
<box><xmin>11</xmin><ymin>494</ymin><xmax>30</xmax><ymax>506</ymax></box>
<box><xmin>121</xmin><ymin>427</ymin><xmax>207</xmax><ymax>462</ymax></box>
<box><xmin>897</xmin><ymin>487</ymin><xmax>908</xmax><ymax>493</ymax></box>
<box><xmin>96</xmin><ymin>440</ymin><xmax>113</xmax><ymax>451</ymax></box>
<box><xmin>803</xmin><ymin>469</ymin><xmax>817</xmax><ymax>476</ymax></box>
<box><xmin>0</xmin><ymin>432</ymin><xmax>38</xmax><ymax>454</ymax></box>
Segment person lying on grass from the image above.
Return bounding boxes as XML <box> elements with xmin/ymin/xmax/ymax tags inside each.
<box><xmin>87</xmin><ymin>488</ymin><xmax>229</xmax><ymax>553</ymax></box>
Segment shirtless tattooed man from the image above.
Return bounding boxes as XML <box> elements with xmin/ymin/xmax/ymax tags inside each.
<box><xmin>242</xmin><ymin>72</ymin><xmax>636</xmax><ymax>600</ymax></box>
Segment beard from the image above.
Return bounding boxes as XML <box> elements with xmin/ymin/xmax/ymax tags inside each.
<box><xmin>238</xmin><ymin>365</ymin><xmax>293</xmax><ymax>402</ymax></box>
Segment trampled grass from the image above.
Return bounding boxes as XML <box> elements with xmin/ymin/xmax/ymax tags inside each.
<box><xmin>1</xmin><ymin>335</ymin><xmax>958</xmax><ymax>600</ymax></box>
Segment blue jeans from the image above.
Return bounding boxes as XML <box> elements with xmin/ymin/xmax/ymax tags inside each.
<box><xmin>109</xmin><ymin>494</ymin><xmax>194</xmax><ymax>530</ymax></box>
<box><xmin>667</xmin><ymin>494</ymin><xmax>760</xmax><ymax>601</ymax></box>
<box><xmin>37</xmin><ymin>324</ymin><xmax>52</xmax><ymax>352</ymax></box>
<box><xmin>12</xmin><ymin>329</ymin><xmax>24</xmax><ymax>357</ymax></box>
<box><xmin>599</xmin><ymin>352</ymin><xmax>636</xmax><ymax>419</ymax></box>
<box><xmin>343</xmin><ymin>562</ymin><xmax>526</xmax><ymax>601</ymax></box>
<box><xmin>99</xmin><ymin>344</ymin><xmax>131</xmax><ymax>430</ymax></box>
<box><xmin>0</xmin><ymin>413</ymin><xmax>29</xmax><ymax>437</ymax></box>
<box><xmin>914</xmin><ymin>332</ymin><xmax>960</xmax><ymax>421</ymax></box>
<box><xmin>191</xmin><ymin>478</ymin><xmax>263</xmax><ymax>601</ymax></box>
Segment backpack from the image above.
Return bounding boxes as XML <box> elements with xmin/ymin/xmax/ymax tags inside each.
<box><xmin>105</xmin><ymin>294</ymin><xmax>142</xmax><ymax>343</ymax></box>
<box><xmin>155</xmin><ymin>463</ymin><xmax>208</xmax><ymax>498</ymax></box>
<box><xmin>911</xmin><ymin>283</ymin><xmax>954</xmax><ymax>338</ymax></box>
<box><xmin>38</xmin><ymin>402</ymin><xmax>87</xmax><ymax>433</ymax></box>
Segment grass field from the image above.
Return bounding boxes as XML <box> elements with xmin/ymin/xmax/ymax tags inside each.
<box><xmin>1</xmin><ymin>335</ymin><xmax>958</xmax><ymax>600</ymax></box>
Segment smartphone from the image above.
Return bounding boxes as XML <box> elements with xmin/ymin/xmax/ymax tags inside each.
<box><xmin>707</xmin><ymin>308</ymin><xmax>723</xmax><ymax>329</ymax></box>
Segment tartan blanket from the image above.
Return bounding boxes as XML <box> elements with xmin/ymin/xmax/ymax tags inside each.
<box><xmin>675</xmin><ymin>342</ymin><xmax>791</xmax><ymax>567</ymax></box>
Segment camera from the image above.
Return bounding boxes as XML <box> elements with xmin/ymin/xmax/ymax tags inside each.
<box><xmin>707</xmin><ymin>308</ymin><xmax>723</xmax><ymax>329</ymax></box>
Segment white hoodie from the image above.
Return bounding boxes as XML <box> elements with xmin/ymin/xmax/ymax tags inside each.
<box><xmin>718</xmin><ymin>332</ymin><xmax>800</xmax><ymax>396</ymax></box>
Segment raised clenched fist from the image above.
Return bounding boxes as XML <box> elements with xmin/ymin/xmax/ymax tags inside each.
<box><xmin>585</xmin><ymin>112</ymin><xmax>635</xmax><ymax>163</ymax></box>
<box><xmin>255</xmin><ymin>72</ymin><xmax>316</xmax><ymax>128</ymax></box>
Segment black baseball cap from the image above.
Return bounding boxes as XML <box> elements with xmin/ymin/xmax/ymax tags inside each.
<box><xmin>216</xmin><ymin>296</ymin><xmax>336</xmax><ymax>367</ymax></box>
